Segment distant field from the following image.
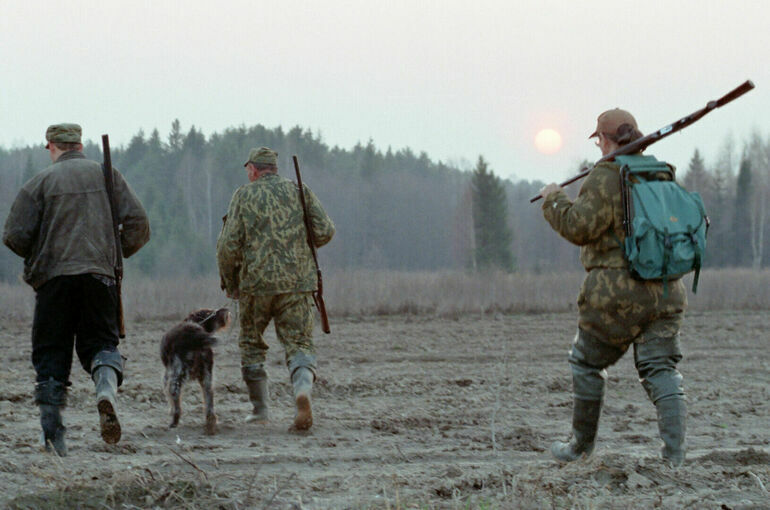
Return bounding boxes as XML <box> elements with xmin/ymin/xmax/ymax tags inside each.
<box><xmin>1</xmin><ymin>269</ymin><xmax>769</xmax><ymax>322</ymax></box>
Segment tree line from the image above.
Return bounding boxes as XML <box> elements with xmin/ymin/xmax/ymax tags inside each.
<box><xmin>0</xmin><ymin>121</ymin><xmax>768</xmax><ymax>283</ymax></box>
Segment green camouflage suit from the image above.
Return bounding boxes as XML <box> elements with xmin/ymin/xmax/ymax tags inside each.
<box><xmin>216</xmin><ymin>173</ymin><xmax>334</xmax><ymax>370</ymax></box>
<box><xmin>542</xmin><ymin>160</ymin><xmax>687</xmax><ymax>351</ymax></box>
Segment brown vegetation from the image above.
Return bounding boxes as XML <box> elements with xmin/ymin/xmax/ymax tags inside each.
<box><xmin>1</xmin><ymin>269</ymin><xmax>769</xmax><ymax>322</ymax></box>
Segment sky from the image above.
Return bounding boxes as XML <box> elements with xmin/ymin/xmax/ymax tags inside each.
<box><xmin>1</xmin><ymin>0</ymin><xmax>768</xmax><ymax>183</ymax></box>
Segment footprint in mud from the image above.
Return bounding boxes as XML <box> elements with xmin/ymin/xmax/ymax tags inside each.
<box><xmin>697</xmin><ymin>448</ymin><xmax>770</xmax><ymax>466</ymax></box>
<box><xmin>620</xmin><ymin>434</ymin><xmax>649</xmax><ymax>444</ymax></box>
<box><xmin>499</xmin><ymin>426</ymin><xmax>546</xmax><ymax>452</ymax></box>
<box><xmin>91</xmin><ymin>442</ymin><xmax>138</xmax><ymax>454</ymax></box>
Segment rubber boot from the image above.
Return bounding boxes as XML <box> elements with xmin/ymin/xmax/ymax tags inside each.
<box><xmin>291</xmin><ymin>367</ymin><xmax>314</xmax><ymax>431</ymax></box>
<box><xmin>242</xmin><ymin>364</ymin><xmax>269</xmax><ymax>423</ymax></box>
<box><xmin>634</xmin><ymin>336</ymin><xmax>686</xmax><ymax>467</ymax></box>
<box><xmin>551</xmin><ymin>330</ymin><xmax>624</xmax><ymax>463</ymax></box>
<box><xmin>35</xmin><ymin>379</ymin><xmax>67</xmax><ymax>456</ymax></box>
<box><xmin>39</xmin><ymin>404</ymin><xmax>67</xmax><ymax>456</ymax></box>
<box><xmin>551</xmin><ymin>398</ymin><xmax>602</xmax><ymax>461</ymax></box>
<box><xmin>93</xmin><ymin>366</ymin><xmax>121</xmax><ymax>444</ymax></box>
<box><xmin>657</xmin><ymin>397</ymin><xmax>686</xmax><ymax>467</ymax></box>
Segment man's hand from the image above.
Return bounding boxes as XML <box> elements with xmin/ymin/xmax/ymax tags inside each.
<box><xmin>539</xmin><ymin>183</ymin><xmax>562</xmax><ymax>199</ymax></box>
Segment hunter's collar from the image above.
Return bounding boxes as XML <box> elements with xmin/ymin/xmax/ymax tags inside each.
<box><xmin>56</xmin><ymin>151</ymin><xmax>86</xmax><ymax>163</ymax></box>
<box><xmin>256</xmin><ymin>171</ymin><xmax>279</xmax><ymax>181</ymax></box>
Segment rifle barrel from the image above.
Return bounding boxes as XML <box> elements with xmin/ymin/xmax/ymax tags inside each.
<box><xmin>101</xmin><ymin>134</ymin><xmax>126</xmax><ymax>338</ymax></box>
<box><xmin>293</xmin><ymin>155</ymin><xmax>331</xmax><ymax>334</ymax></box>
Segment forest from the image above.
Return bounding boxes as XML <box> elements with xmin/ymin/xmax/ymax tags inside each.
<box><xmin>1</xmin><ymin>120</ymin><xmax>768</xmax><ymax>282</ymax></box>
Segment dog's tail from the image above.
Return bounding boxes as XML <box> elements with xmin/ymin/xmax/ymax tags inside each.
<box><xmin>160</xmin><ymin>323</ymin><xmax>218</xmax><ymax>366</ymax></box>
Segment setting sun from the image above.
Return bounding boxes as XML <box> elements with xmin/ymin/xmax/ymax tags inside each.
<box><xmin>534</xmin><ymin>128</ymin><xmax>563</xmax><ymax>154</ymax></box>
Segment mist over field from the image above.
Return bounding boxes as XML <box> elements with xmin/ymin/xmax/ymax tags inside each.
<box><xmin>2</xmin><ymin>270</ymin><xmax>769</xmax><ymax>324</ymax></box>
<box><xmin>2</xmin><ymin>122</ymin><xmax>769</xmax><ymax>285</ymax></box>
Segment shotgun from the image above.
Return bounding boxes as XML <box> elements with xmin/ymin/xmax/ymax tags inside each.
<box><xmin>101</xmin><ymin>134</ymin><xmax>125</xmax><ymax>338</ymax></box>
<box><xmin>530</xmin><ymin>80</ymin><xmax>755</xmax><ymax>203</ymax></box>
<box><xmin>292</xmin><ymin>155</ymin><xmax>331</xmax><ymax>334</ymax></box>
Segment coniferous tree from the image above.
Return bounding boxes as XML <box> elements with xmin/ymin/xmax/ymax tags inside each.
<box><xmin>20</xmin><ymin>156</ymin><xmax>36</xmax><ymax>187</ymax></box>
<box><xmin>168</xmin><ymin>119</ymin><xmax>183</xmax><ymax>152</ymax></box>
<box><xmin>470</xmin><ymin>156</ymin><xmax>515</xmax><ymax>272</ymax></box>
<box><xmin>684</xmin><ymin>149</ymin><xmax>709</xmax><ymax>192</ymax></box>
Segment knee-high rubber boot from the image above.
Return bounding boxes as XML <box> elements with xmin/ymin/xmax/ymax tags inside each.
<box><xmin>35</xmin><ymin>379</ymin><xmax>67</xmax><ymax>456</ymax></box>
<box><xmin>657</xmin><ymin>397</ymin><xmax>686</xmax><ymax>467</ymax></box>
<box><xmin>91</xmin><ymin>350</ymin><xmax>124</xmax><ymax>444</ymax></box>
<box><xmin>551</xmin><ymin>330</ymin><xmax>625</xmax><ymax>462</ymax></box>
<box><xmin>242</xmin><ymin>364</ymin><xmax>269</xmax><ymax>423</ymax></box>
<box><xmin>291</xmin><ymin>367</ymin><xmax>314</xmax><ymax>431</ymax></box>
<box><xmin>288</xmin><ymin>352</ymin><xmax>317</xmax><ymax>431</ymax></box>
<box><xmin>551</xmin><ymin>398</ymin><xmax>602</xmax><ymax>461</ymax></box>
<box><xmin>635</xmin><ymin>336</ymin><xmax>686</xmax><ymax>467</ymax></box>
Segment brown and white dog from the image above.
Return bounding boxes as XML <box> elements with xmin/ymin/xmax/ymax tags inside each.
<box><xmin>160</xmin><ymin>308</ymin><xmax>230</xmax><ymax>435</ymax></box>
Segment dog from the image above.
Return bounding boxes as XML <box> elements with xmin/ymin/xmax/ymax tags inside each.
<box><xmin>161</xmin><ymin>308</ymin><xmax>231</xmax><ymax>435</ymax></box>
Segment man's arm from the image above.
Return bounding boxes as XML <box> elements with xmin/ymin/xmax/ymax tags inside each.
<box><xmin>216</xmin><ymin>190</ymin><xmax>245</xmax><ymax>295</ymax></box>
<box><xmin>113</xmin><ymin>170</ymin><xmax>150</xmax><ymax>257</ymax></box>
<box><xmin>305</xmin><ymin>187</ymin><xmax>335</xmax><ymax>247</ymax></box>
<box><xmin>2</xmin><ymin>188</ymin><xmax>41</xmax><ymax>258</ymax></box>
<box><xmin>541</xmin><ymin>166</ymin><xmax>613</xmax><ymax>246</ymax></box>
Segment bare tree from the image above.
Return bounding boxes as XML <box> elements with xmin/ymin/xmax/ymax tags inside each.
<box><xmin>746</xmin><ymin>132</ymin><xmax>769</xmax><ymax>270</ymax></box>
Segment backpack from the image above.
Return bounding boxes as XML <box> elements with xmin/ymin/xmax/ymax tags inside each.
<box><xmin>615</xmin><ymin>154</ymin><xmax>709</xmax><ymax>294</ymax></box>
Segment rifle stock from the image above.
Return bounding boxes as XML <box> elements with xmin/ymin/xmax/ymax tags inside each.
<box><xmin>293</xmin><ymin>155</ymin><xmax>331</xmax><ymax>334</ymax></box>
<box><xmin>101</xmin><ymin>135</ymin><xmax>125</xmax><ymax>338</ymax></box>
<box><xmin>530</xmin><ymin>80</ymin><xmax>755</xmax><ymax>203</ymax></box>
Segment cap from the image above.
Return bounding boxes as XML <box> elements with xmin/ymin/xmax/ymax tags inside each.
<box><xmin>589</xmin><ymin>109</ymin><xmax>638</xmax><ymax>139</ymax></box>
<box><xmin>45</xmin><ymin>123</ymin><xmax>82</xmax><ymax>148</ymax></box>
<box><xmin>244</xmin><ymin>147</ymin><xmax>278</xmax><ymax>167</ymax></box>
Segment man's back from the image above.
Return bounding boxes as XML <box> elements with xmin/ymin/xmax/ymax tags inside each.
<box><xmin>3</xmin><ymin>151</ymin><xmax>150</xmax><ymax>289</ymax></box>
<box><xmin>217</xmin><ymin>173</ymin><xmax>334</xmax><ymax>296</ymax></box>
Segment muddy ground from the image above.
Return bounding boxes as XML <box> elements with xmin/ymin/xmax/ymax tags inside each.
<box><xmin>0</xmin><ymin>310</ymin><xmax>768</xmax><ymax>509</ymax></box>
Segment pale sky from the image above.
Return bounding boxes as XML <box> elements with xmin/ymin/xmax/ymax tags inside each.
<box><xmin>2</xmin><ymin>0</ymin><xmax>767</xmax><ymax>183</ymax></box>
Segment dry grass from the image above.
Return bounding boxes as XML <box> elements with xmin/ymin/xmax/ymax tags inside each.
<box><xmin>1</xmin><ymin>269</ymin><xmax>769</xmax><ymax>321</ymax></box>
<box><xmin>6</xmin><ymin>465</ymin><xmax>230</xmax><ymax>510</ymax></box>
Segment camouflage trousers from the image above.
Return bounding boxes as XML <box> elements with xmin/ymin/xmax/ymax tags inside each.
<box><xmin>577</xmin><ymin>268</ymin><xmax>687</xmax><ymax>348</ymax></box>
<box><xmin>238</xmin><ymin>292</ymin><xmax>315</xmax><ymax>368</ymax></box>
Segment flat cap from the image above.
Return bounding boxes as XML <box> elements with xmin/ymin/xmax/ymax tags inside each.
<box><xmin>589</xmin><ymin>109</ymin><xmax>638</xmax><ymax>139</ymax></box>
<box><xmin>45</xmin><ymin>123</ymin><xmax>82</xmax><ymax>147</ymax></box>
<box><xmin>244</xmin><ymin>147</ymin><xmax>278</xmax><ymax>167</ymax></box>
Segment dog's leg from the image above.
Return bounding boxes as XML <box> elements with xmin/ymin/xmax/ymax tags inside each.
<box><xmin>200</xmin><ymin>359</ymin><xmax>217</xmax><ymax>435</ymax></box>
<box><xmin>166</xmin><ymin>358</ymin><xmax>184</xmax><ymax>428</ymax></box>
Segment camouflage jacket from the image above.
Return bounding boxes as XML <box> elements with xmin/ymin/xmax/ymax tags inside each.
<box><xmin>542</xmin><ymin>160</ymin><xmax>686</xmax><ymax>346</ymax></box>
<box><xmin>216</xmin><ymin>173</ymin><xmax>335</xmax><ymax>296</ymax></box>
<box><xmin>3</xmin><ymin>151</ymin><xmax>150</xmax><ymax>289</ymax></box>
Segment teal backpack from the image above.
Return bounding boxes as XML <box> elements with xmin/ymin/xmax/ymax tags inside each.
<box><xmin>616</xmin><ymin>155</ymin><xmax>709</xmax><ymax>294</ymax></box>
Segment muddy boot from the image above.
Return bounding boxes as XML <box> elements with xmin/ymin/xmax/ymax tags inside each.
<box><xmin>91</xmin><ymin>350</ymin><xmax>124</xmax><ymax>444</ymax></box>
<box><xmin>657</xmin><ymin>397</ymin><xmax>686</xmax><ymax>467</ymax></box>
<box><xmin>634</xmin><ymin>336</ymin><xmax>686</xmax><ymax>467</ymax></box>
<box><xmin>551</xmin><ymin>398</ymin><xmax>602</xmax><ymax>461</ymax></box>
<box><xmin>242</xmin><ymin>364</ymin><xmax>269</xmax><ymax>423</ymax></box>
<box><xmin>551</xmin><ymin>330</ymin><xmax>624</xmax><ymax>463</ymax></box>
<box><xmin>291</xmin><ymin>367</ymin><xmax>314</xmax><ymax>431</ymax></box>
<box><xmin>35</xmin><ymin>379</ymin><xmax>67</xmax><ymax>456</ymax></box>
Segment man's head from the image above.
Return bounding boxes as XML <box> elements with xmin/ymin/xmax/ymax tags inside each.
<box><xmin>589</xmin><ymin>109</ymin><xmax>644</xmax><ymax>156</ymax></box>
<box><xmin>244</xmin><ymin>147</ymin><xmax>278</xmax><ymax>182</ymax></box>
<box><xmin>45</xmin><ymin>123</ymin><xmax>83</xmax><ymax>162</ymax></box>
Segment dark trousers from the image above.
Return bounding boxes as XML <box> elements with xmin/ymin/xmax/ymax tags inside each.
<box><xmin>32</xmin><ymin>274</ymin><xmax>120</xmax><ymax>384</ymax></box>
